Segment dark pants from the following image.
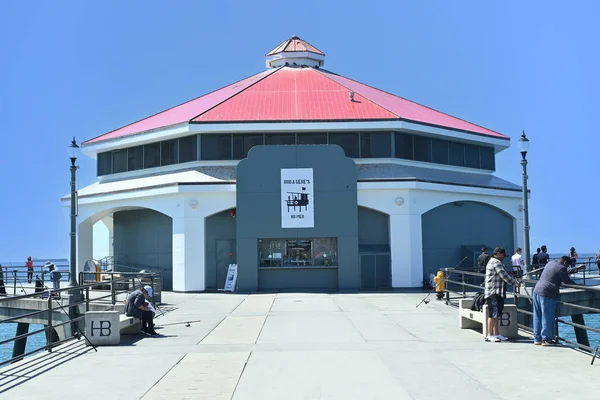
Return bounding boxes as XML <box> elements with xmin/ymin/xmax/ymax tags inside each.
<box><xmin>27</xmin><ymin>270</ymin><xmax>33</xmax><ymax>283</ymax></box>
<box><xmin>141</xmin><ymin>310</ymin><xmax>154</xmax><ymax>330</ymax></box>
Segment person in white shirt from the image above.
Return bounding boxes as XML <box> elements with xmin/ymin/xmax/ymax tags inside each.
<box><xmin>511</xmin><ymin>248</ymin><xmax>524</xmax><ymax>278</ymax></box>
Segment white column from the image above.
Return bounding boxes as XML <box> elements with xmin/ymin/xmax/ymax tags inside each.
<box><xmin>100</xmin><ymin>216</ymin><xmax>114</xmax><ymax>258</ymax></box>
<box><xmin>390</xmin><ymin>214</ymin><xmax>423</xmax><ymax>288</ymax></box>
<box><xmin>77</xmin><ymin>220</ymin><xmax>94</xmax><ymax>279</ymax></box>
<box><xmin>172</xmin><ymin>216</ymin><xmax>205</xmax><ymax>292</ymax></box>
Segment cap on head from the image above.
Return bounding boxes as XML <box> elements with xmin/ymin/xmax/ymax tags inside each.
<box><xmin>541</xmin><ymin>245</ymin><xmax>547</xmax><ymax>251</ymax></box>
<box><xmin>516</xmin><ymin>248</ymin><xmax>522</xmax><ymax>252</ymax></box>
<box><xmin>559</xmin><ymin>256</ymin><xmax>571</xmax><ymax>265</ymax></box>
<box><xmin>481</xmin><ymin>247</ymin><xmax>488</xmax><ymax>252</ymax></box>
<box><xmin>143</xmin><ymin>285</ymin><xmax>153</xmax><ymax>297</ymax></box>
<box><xmin>493</xmin><ymin>247</ymin><xmax>506</xmax><ymax>256</ymax></box>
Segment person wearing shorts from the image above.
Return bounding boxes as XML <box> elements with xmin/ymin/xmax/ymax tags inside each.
<box><xmin>484</xmin><ymin>247</ymin><xmax>520</xmax><ymax>342</ymax></box>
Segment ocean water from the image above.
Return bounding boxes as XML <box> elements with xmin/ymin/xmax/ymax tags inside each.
<box><xmin>0</xmin><ymin>323</ymin><xmax>46</xmax><ymax>364</ymax></box>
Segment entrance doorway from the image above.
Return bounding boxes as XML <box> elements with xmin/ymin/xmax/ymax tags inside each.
<box><xmin>216</xmin><ymin>240</ymin><xmax>236</xmax><ymax>290</ymax></box>
<box><xmin>360</xmin><ymin>253</ymin><xmax>391</xmax><ymax>290</ymax></box>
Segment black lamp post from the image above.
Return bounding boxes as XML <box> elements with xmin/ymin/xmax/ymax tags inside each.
<box><xmin>67</xmin><ymin>138</ymin><xmax>80</xmax><ymax>288</ymax></box>
<box><xmin>518</xmin><ymin>131</ymin><xmax>531</xmax><ymax>275</ymax></box>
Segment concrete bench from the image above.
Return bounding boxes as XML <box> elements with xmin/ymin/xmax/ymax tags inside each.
<box><xmin>458</xmin><ymin>298</ymin><xmax>518</xmax><ymax>339</ymax></box>
<box><xmin>85</xmin><ymin>311</ymin><xmax>142</xmax><ymax>346</ymax></box>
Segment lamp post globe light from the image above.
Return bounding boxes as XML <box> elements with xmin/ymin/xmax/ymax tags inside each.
<box><xmin>67</xmin><ymin>138</ymin><xmax>80</xmax><ymax>289</ymax></box>
<box><xmin>518</xmin><ymin>131</ymin><xmax>531</xmax><ymax>275</ymax></box>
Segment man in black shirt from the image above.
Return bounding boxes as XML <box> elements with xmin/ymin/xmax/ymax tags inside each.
<box><xmin>477</xmin><ymin>248</ymin><xmax>491</xmax><ymax>273</ymax></box>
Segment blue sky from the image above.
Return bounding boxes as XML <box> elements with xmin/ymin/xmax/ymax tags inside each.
<box><xmin>0</xmin><ymin>0</ymin><xmax>598</xmax><ymax>262</ymax></box>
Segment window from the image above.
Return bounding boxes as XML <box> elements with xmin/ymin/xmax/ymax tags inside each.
<box><xmin>395</xmin><ymin>133</ymin><xmax>413</xmax><ymax>160</ymax></box>
<box><xmin>431</xmin><ymin>139</ymin><xmax>449</xmax><ymax>164</ymax></box>
<box><xmin>201</xmin><ymin>134</ymin><xmax>232</xmax><ymax>160</ymax></box>
<box><xmin>265</xmin><ymin>133</ymin><xmax>295</xmax><ymax>145</ymax></box>
<box><xmin>297</xmin><ymin>133</ymin><xmax>327</xmax><ymax>145</ymax></box>
<box><xmin>360</xmin><ymin>132</ymin><xmax>391</xmax><ymax>158</ymax></box>
<box><xmin>449</xmin><ymin>142</ymin><xmax>465</xmax><ymax>167</ymax></box>
<box><xmin>465</xmin><ymin>144</ymin><xmax>480</xmax><ymax>168</ymax></box>
<box><xmin>128</xmin><ymin>146</ymin><xmax>144</xmax><ymax>171</ymax></box>
<box><xmin>144</xmin><ymin>142</ymin><xmax>160</xmax><ymax>168</ymax></box>
<box><xmin>179</xmin><ymin>135</ymin><xmax>198</xmax><ymax>163</ymax></box>
<box><xmin>233</xmin><ymin>134</ymin><xmax>263</xmax><ymax>159</ymax></box>
<box><xmin>112</xmin><ymin>150</ymin><xmax>128</xmax><ymax>173</ymax></box>
<box><xmin>480</xmin><ymin>146</ymin><xmax>495</xmax><ymax>170</ymax></box>
<box><xmin>97</xmin><ymin>152</ymin><xmax>112</xmax><ymax>176</ymax></box>
<box><xmin>413</xmin><ymin>135</ymin><xmax>431</xmax><ymax>162</ymax></box>
<box><xmin>160</xmin><ymin>139</ymin><xmax>178</xmax><ymax>166</ymax></box>
<box><xmin>329</xmin><ymin>133</ymin><xmax>359</xmax><ymax>158</ymax></box>
<box><xmin>258</xmin><ymin>238</ymin><xmax>338</xmax><ymax>267</ymax></box>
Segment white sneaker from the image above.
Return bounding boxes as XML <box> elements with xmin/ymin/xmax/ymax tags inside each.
<box><xmin>496</xmin><ymin>334</ymin><xmax>509</xmax><ymax>341</ymax></box>
<box><xmin>485</xmin><ymin>335</ymin><xmax>500</xmax><ymax>342</ymax></box>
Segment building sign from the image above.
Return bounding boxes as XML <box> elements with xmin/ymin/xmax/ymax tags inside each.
<box><xmin>223</xmin><ymin>264</ymin><xmax>238</xmax><ymax>292</ymax></box>
<box><xmin>281</xmin><ymin>168</ymin><xmax>314</xmax><ymax>228</ymax></box>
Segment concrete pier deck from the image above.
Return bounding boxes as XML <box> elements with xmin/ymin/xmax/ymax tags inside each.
<box><xmin>0</xmin><ymin>292</ymin><xmax>597</xmax><ymax>399</ymax></box>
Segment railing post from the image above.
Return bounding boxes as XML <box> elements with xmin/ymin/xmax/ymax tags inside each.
<box><xmin>583</xmin><ymin>259</ymin><xmax>587</xmax><ymax>285</ymax></box>
<box><xmin>150</xmin><ymin>275</ymin><xmax>155</xmax><ymax>307</ymax></box>
<box><xmin>47</xmin><ymin>294</ymin><xmax>53</xmax><ymax>353</ymax></box>
<box><xmin>85</xmin><ymin>287</ymin><xmax>90</xmax><ymax>312</ymax></box>
<box><xmin>461</xmin><ymin>273</ymin><xmax>465</xmax><ymax>295</ymax></box>
<box><xmin>111</xmin><ymin>279</ymin><xmax>116</xmax><ymax>305</ymax></box>
<box><xmin>13</xmin><ymin>271</ymin><xmax>16</xmax><ymax>296</ymax></box>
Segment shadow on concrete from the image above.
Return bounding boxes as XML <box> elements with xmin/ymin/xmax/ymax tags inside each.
<box><xmin>0</xmin><ymin>340</ymin><xmax>92</xmax><ymax>394</ymax></box>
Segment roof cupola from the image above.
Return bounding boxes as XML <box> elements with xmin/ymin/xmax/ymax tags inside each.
<box><xmin>265</xmin><ymin>36</ymin><xmax>325</xmax><ymax>68</ymax></box>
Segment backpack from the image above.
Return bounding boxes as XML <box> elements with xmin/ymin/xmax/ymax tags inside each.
<box><xmin>470</xmin><ymin>292</ymin><xmax>486</xmax><ymax>312</ymax></box>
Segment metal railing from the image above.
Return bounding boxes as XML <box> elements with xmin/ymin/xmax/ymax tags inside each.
<box><xmin>0</xmin><ymin>267</ymin><xmax>72</xmax><ymax>297</ymax></box>
<box><xmin>441</xmin><ymin>266</ymin><xmax>600</xmax><ymax>363</ymax></box>
<box><xmin>0</xmin><ymin>271</ymin><xmax>160</xmax><ymax>367</ymax></box>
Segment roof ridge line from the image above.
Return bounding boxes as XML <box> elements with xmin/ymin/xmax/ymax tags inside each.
<box><xmin>312</xmin><ymin>68</ymin><xmax>399</xmax><ymax>120</ymax></box>
<box><xmin>83</xmin><ymin>69</ymin><xmax>279</xmax><ymax>145</ymax></box>
<box><xmin>318</xmin><ymin>69</ymin><xmax>505</xmax><ymax>138</ymax></box>
<box><xmin>189</xmin><ymin>67</ymin><xmax>282</xmax><ymax>122</ymax></box>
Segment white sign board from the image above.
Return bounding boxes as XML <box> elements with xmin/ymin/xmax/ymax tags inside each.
<box><xmin>281</xmin><ymin>168</ymin><xmax>314</xmax><ymax>228</ymax></box>
<box><xmin>223</xmin><ymin>263</ymin><xmax>238</xmax><ymax>292</ymax></box>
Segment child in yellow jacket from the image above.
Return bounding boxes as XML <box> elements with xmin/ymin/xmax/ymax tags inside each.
<box><xmin>433</xmin><ymin>271</ymin><xmax>445</xmax><ymax>300</ymax></box>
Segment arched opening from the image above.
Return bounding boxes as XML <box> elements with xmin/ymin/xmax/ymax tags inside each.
<box><xmin>205</xmin><ymin>208</ymin><xmax>237</xmax><ymax>290</ymax></box>
<box><xmin>421</xmin><ymin>201</ymin><xmax>515</xmax><ymax>282</ymax></box>
<box><xmin>358</xmin><ymin>206</ymin><xmax>391</xmax><ymax>290</ymax></box>
<box><xmin>112</xmin><ymin>209</ymin><xmax>173</xmax><ymax>290</ymax></box>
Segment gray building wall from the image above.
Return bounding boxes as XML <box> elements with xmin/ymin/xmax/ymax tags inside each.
<box><xmin>205</xmin><ymin>209</ymin><xmax>237</xmax><ymax>290</ymax></box>
<box><xmin>113</xmin><ymin>209</ymin><xmax>173</xmax><ymax>290</ymax></box>
<box><xmin>236</xmin><ymin>145</ymin><xmax>359</xmax><ymax>291</ymax></box>
<box><xmin>358</xmin><ymin>207</ymin><xmax>390</xmax><ymax>252</ymax></box>
<box><xmin>421</xmin><ymin>201</ymin><xmax>514</xmax><ymax>279</ymax></box>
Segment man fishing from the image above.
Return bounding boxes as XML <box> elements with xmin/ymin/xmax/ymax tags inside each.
<box><xmin>125</xmin><ymin>285</ymin><xmax>159</xmax><ymax>336</ymax></box>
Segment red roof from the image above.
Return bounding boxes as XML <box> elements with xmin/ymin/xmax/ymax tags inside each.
<box><xmin>266</xmin><ymin>36</ymin><xmax>324</xmax><ymax>56</ymax></box>
<box><xmin>84</xmin><ymin>66</ymin><xmax>505</xmax><ymax>144</ymax></box>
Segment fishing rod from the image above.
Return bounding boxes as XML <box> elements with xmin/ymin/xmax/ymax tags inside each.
<box><xmin>592</xmin><ymin>341</ymin><xmax>599</xmax><ymax>365</ymax></box>
<box><xmin>416</xmin><ymin>256</ymin><xmax>468</xmax><ymax>308</ymax></box>
<box><xmin>157</xmin><ymin>319</ymin><xmax>202</xmax><ymax>327</ymax></box>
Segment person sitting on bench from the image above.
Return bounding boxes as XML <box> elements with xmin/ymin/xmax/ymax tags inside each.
<box><xmin>125</xmin><ymin>285</ymin><xmax>158</xmax><ymax>336</ymax></box>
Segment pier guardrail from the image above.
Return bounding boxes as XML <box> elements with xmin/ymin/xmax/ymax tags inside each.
<box><xmin>441</xmin><ymin>266</ymin><xmax>600</xmax><ymax>364</ymax></box>
<box><xmin>0</xmin><ymin>271</ymin><xmax>160</xmax><ymax>367</ymax></box>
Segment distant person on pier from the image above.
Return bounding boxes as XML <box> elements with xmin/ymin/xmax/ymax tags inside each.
<box><xmin>477</xmin><ymin>248</ymin><xmax>490</xmax><ymax>273</ymax></box>
<box><xmin>0</xmin><ymin>264</ymin><xmax>6</xmax><ymax>295</ymax></box>
<box><xmin>44</xmin><ymin>261</ymin><xmax>62</xmax><ymax>291</ymax></box>
<box><xmin>532</xmin><ymin>256</ymin><xmax>585</xmax><ymax>346</ymax></box>
<box><xmin>511</xmin><ymin>248</ymin><xmax>524</xmax><ymax>278</ymax></box>
<box><xmin>484</xmin><ymin>247</ymin><xmax>520</xmax><ymax>342</ymax></box>
<box><xmin>568</xmin><ymin>247</ymin><xmax>578</xmax><ymax>267</ymax></box>
<box><xmin>532</xmin><ymin>248</ymin><xmax>541</xmax><ymax>268</ymax></box>
<box><xmin>596</xmin><ymin>250</ymin><xmax>600</xmax><ymax>275</ymax></box>
<box><xmin>125</xmin><ymin>285</ymin><xmax>158</xmax><ymax>336</ymax></box>
<box><xmin>26</xmin><ymin>256</ymin><xmax>33</xmax><ymax>284</ymax></box>
<box><xmin>538</xmin><ymin>246</ymin><xmax>550</xmax><ymax>267</ymax></box>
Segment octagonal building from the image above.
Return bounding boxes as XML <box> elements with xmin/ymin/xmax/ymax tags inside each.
<box><xmin>76</xmin><ymin>36</ymin><xmax>523</xmax><ymax>292</ymax></box>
